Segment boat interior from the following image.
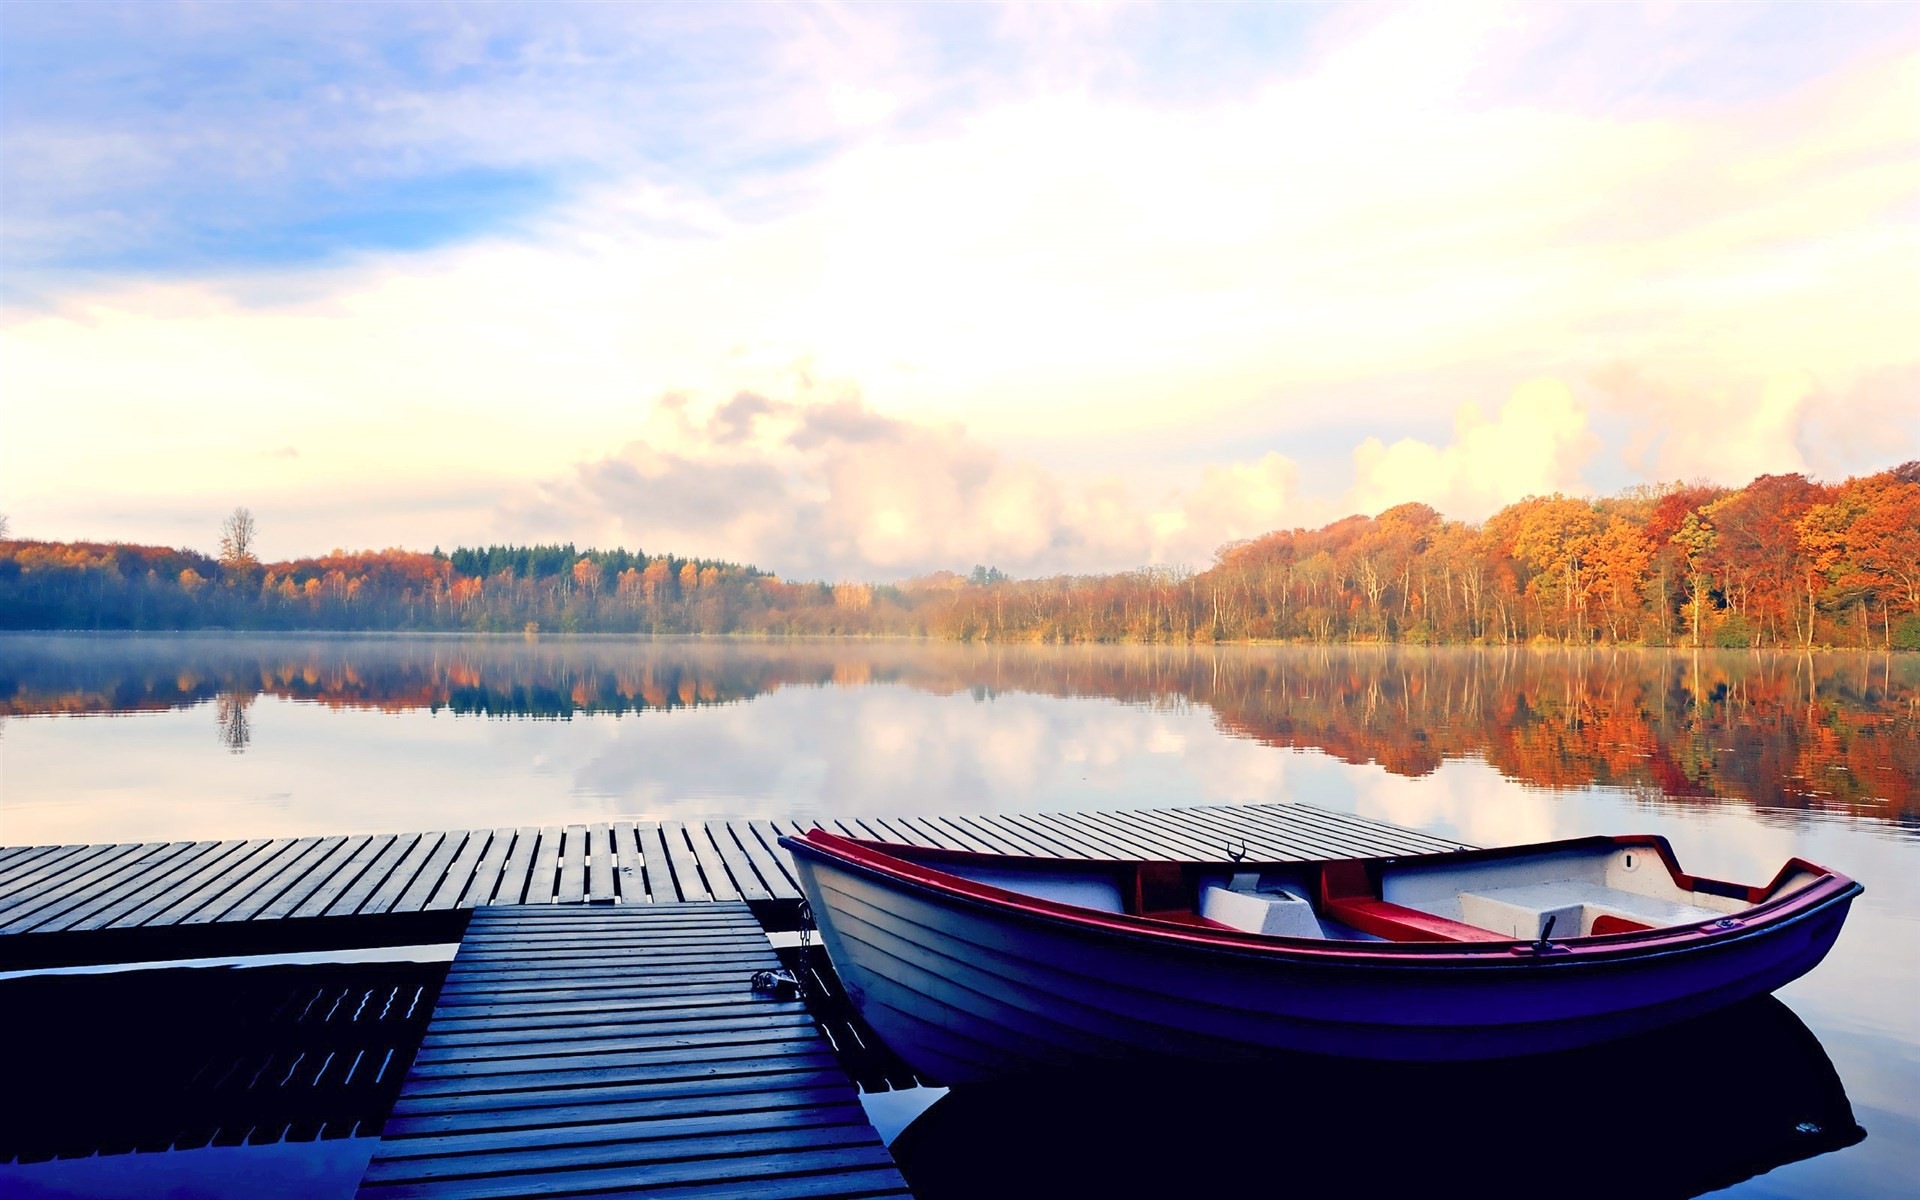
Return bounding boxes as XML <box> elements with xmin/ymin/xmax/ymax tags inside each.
<box><xmin>924</xmin><ymin>840</ymin><xmax>1826</xmax><ymax>944</ymax></box>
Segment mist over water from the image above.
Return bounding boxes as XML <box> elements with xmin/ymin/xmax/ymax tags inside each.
<box><xmin>2</xmin><ymin>633</ymin><xmax>1916</xmax><ymax>1197</ymax></box>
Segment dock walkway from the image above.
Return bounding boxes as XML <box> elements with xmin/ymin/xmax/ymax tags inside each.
<box><xmin>0</xmin><ymin>804</ymin><xmax>1469</xmax><ymax>966</ymax></box>
<box><xmin>355</xmin><ymin>902</ymin><xmax>910</xmax><ymax>1200</ymax></box>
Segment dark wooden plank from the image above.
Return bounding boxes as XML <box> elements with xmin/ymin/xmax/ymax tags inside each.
<box><xmin>67</xmin><ymin>838</ymin><xmax>258</xmax><ymax>931</ymax></box>
<box><xmin>357</xmin><ymin>1142</ymin><xmax>899</xmax><ymax>1198</ymax></box>
<box><xmin>381</xmin><ymin>1081</ymin><xmax>857</xmax><ymax>1138</ymax></box>
<box><xmin>1288</xmin><ymin>801</ymin><xmax>1469</xmax><ymax>851</ymax></box>
<box><xmin>1150</xmin><ymin>805</ymin><xmax>1354</xmax><ymax>861</ymax></box>
<box><xmin>389</xmin><ymin>1072</ymin><xmax>848</xmax><ymax>1131</ymax></box>
<box><xmin>944</xmin><ymin>814</ymin><xmax>1049</xmax><ymax>856</ymax></box>
<box><xmin>523</xmin><ymin>825</ymin><xmax>562</xmax><ymax>905</ymax></box>
<box><xmin>385</xmin><ymin>1064</ymin><xmax>849</xmax><ymax>1121</ymax></box>
<box><xmin>861</xmin><ymin>816</ymin><xmax>941</xmax><ymax>848</ymax></box>
<box><xmin>677</xmin><ymin>821</ymin><xmax>738</xmax><ymax>902</ymax></box>
<box><xmin>370</xmin><ymin>1100</ymin><xmax>871</xmax><ymax>1161</ymax></box>
<box><xmin>489</xmin><ymin>826</ymin><xmax>541</xmax><ymax>906</ymax></box>
<box><xmin>182</xmin><ymin>835</ymin><xmax>331</xmax><ymax>925</ymax></box>
<box><xmin>412</xmin><ymin>1015</ymin><xmax>820</xmax><ymax>1062</ymax></box>
<box><xmin>457</xmin><ymin>826</ymin><xmax>522</xmax><ymax>908</ymax></box>
<box><xmin>1192</xmin><ymin>803</ymin><xmax>1407</xmax><ymax>859</ymax></box>
<box><xmin>0</xmin><ymin>841</ymin><xmax>133</xmax><ymax>909</ymax></box>
<box><xmin>358</xmin><ymin>902</ymin><xmax>906</xmax><ymax>1198</ymax></box>
<box><xmin>0</xmin><ymin>843</ymin><xmax>98</xmax><ymax>896</ymax></box>
<box><xmin>1027</xmin><ymin>810</ymin><xmax>1154</xmax><ymax>858</ymax></box>
<box><xmin>981</xmin><ymin>812</ymin><xmax>1095</xmax><ymax>858</ymax></box>
<box><xmin>362</xmin><ymin>831</ymin><xmax>452</xmax><ymax>915</ymax></box>
<box><xmin>656</xmin><ymin>822</ymin><xmax>716</xmax><ymax>903</ymax></box>
<box><xmin>634</xmin><ymin>824</ymin><xmax>687</xmax><ymax>903</ymax></box>
<box><xmin>130</xmin><ymin>836</ymin><xmax>302</xmax><ymax>927</ymax></box>
<box><xmin>322</xmin><ymin>833</ymin><xmax>422</xmax><ymax>918</ymax></box>
<box><xmin>1081</xmin><ymin>807</ymin><xmax>1222</xmax><ymax>859</ymax></box>
<box><xmin>555</xmin><ymin>825</ymin><xmax>587</xmax><ymax>904</ymax></box>
<box><xmin>729</xmin><ymin>821</ymin><xmax>801</xmax><ymax>899</ymax></box>
<box><xmin>223</xmin><ymin>834</ymin><xmax>352</xmax><ymax>922</ymax></box>
<box><xmin>587</xmin><ymin>821</ymin><xmax>613</xmax><ymax>903</ymax></box>
<box><xmin>0</xmin><ymin>840</ymin><xmax>195</xmax><ymax>933</ymax></box>
<box><xmin>260</xmin><ymin>834</ymin><xmax>373</xmax><ymax>921</ymax></box>
<box><xmin>693</xmin><ymin>821</ymin><xmax>767</xmax><ymax>903</ymax></box>
<box><xmin>389</xmin><ymin>831</ymin><xmax>472</xmax><ymax>914</ymax></box>
<box><xmin>433</xmin><ymin>971</ymin><xmax>772</xmax><ymax>1004</ymax></box>
<box><xmin>426</xmin><ymin>828</ymin><xmax>495</xmax><ymax>910</ymax></box>
<box><xmin>424</xmin><ymin>996</ymin><xmax>789</xmax><ymax>1032</ymax></box>
<box><xmin>0</xmin><ymin>843</ymin><xmax>46</xmax><ymax>870</ymax></box>
<box><xmin>612</xmin><ymin>823</ymin><xmax>650</xmax><ymax>902</ymax></box>
<box><xmin>295</xmin><ymin>833</ymin><xmax>400</xmax><ymax>919</ymax></box>
<box><xmin>29</xmin><ymin>838</ymin><xmax>224</xmax><ymax>933</ymax></box>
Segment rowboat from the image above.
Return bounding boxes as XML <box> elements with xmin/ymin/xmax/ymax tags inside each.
<box><xmin>780</xmin><ymin>827</ymin><xmax>1860</xmax><ymax>1084</ymax></box>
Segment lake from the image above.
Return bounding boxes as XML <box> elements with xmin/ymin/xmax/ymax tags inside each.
<box><xmin>1</xmin><ymin>633</ymin><xmax>1916</xmax><ymax>1197</ymax></box>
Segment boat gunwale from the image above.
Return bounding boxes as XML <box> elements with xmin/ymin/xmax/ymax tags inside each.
<box><xmin>782</xmin><ymin>830</ymin><xmax>1862</xmax><ymax>970</ymax></box>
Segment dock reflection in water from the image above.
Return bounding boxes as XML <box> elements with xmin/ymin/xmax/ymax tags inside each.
<box><xmin>0</xmin><ymin>957</ymin><xmax>447</xmax><ymax>1198</ymax></box>
<box><xmin>890</xmin><ymin>997</ymin><xmax>1861</xmax><ymax>1200</ymax></box>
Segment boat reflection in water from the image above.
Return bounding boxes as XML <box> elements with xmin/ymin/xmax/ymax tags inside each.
<box><xmin>889</xmin><ymin>997</ymin><xmax>1861</xmax><ymax>1200</ymax></box>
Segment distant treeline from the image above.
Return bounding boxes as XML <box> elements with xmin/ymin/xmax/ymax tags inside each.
<box><xmin>1</xmin><ymin>463</ymin><xmax>1915</xmax><ymax>647</ymax></box>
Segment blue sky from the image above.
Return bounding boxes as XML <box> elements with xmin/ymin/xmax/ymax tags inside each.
<box><xmin>3</xmin><ymin>1</ymin><xmax>1916</xmax><ymax>576</ymax></box>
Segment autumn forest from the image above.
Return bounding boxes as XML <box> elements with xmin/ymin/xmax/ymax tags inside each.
<box><xmin>3</xmin><ymin>464</ymin><xmax>1916</xmax><ymax>648</ymax></box>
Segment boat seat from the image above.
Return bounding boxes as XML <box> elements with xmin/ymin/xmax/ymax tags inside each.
<box><xmin>1318</xmin><ymin>861</ymin><xmax>1509</xmax><ymax>943</ymax></box>
<box><xmin>1456</xmin><ymin>881</ymin><xmax>1726</xmax><ymax>940</ymax></box>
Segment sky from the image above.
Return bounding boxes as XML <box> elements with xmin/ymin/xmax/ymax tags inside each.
<box><xmin>2</xmin><ymin>1</ymin><xmax>1916</xmax><ymax>580</ymax></box>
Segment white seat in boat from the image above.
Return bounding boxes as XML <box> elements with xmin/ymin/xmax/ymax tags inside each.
<box><xmin>1457</xmin><ymin>881</ymin><xmax>1724</xmax><ymax>939</ymax></box>
<box><xmin>1200</xmin><ymin>885</ymin><xmax>1326</xmax><ymax>938</ymax></box>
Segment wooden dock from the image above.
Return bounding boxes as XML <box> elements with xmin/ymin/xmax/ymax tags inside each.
<box><xmin>356</xmin><ymin>903</ymin><xmax>910</xmax><ymax>1200</ymax></box>
<box><xmin>0</xmin><ymin>803</ymin><xmax>1468</xmax><ymax>967</ymax></box>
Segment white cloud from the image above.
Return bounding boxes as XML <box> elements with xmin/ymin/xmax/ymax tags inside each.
<box><xmin>509</xmin><ymin>389</ymin><xmax>1311</xmax><ymax>579</ymax></box>
<box><xmin>3</xmin><ymin>10</ymin><xmax>1914</xmax><ymax>560</ymax></box>
<box><xmin>1347</xmin><ymin>378</ymin><xmax>1596</xmax><ymax>520</ymax></box>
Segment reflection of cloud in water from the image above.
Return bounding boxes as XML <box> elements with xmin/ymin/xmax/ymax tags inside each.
<box><xmin>558</xmin><ymin>685</ymin><xmax>1304</xmax><ymax>824</ymax></box>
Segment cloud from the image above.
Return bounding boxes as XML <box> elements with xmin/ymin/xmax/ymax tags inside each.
<box><xmin>508</xmin><ymin>389</ymin><xmax>1314</xmax><ymax>579</ymax></box>
<box><xmin>3</xmin><ymin>6</ymin><xmax>1915</xmax><ymax>559</ymax></box>
<box><xmin>1346</xmin><ymin>378</ymin><xmax>1596</xmax><ymax>520</ymax></box>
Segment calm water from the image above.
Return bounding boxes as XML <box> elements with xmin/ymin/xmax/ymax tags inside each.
<box><xmin>1</xmin><ymin>633</ymin><xmax>1916</xmax><ymax>1198</ymax></box>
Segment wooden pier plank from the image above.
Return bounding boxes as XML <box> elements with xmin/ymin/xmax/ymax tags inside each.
<box><xmin>612</xmin><ymin>823</ymin><xmax>650</xmax><ymax>902</ymax></box>
<box><xmin>361</xmin><ymin>831</ymin><xmax>451</xmax><ymax>915</ymax></box>
<box><xmin>555</xmin><ymin>825</ymin><xmax>587</xmax><ymax>904</ymax></box>
<box><xmin>0</xmin><ymin>843</ymin><xmax>99</xmax><ymax>898</ymax></box>
<box><xmin>355</xmin><ymin>903</ymin><xmax>908</xmax><ymax>1200</ymax></box>
<box><xmin>322</xmin><ymin>833</ymin><xmax>422</xmax><ymax>918</ymax></box>
<box><xmin>221</xmin><ymin>834</ymin><xmax>352</xmax><ymax>922</ymax></box>
<box><xmin>1</xmin><ymin>804</ymin><xmax>1467</xmax><ymax>958</ymax></box>
<box><xmin>292</xmin><ymin>832</ymin><xmax>397</xmax><ymax>919</ymax></box>
<box><xmin>423</xmin><ymin>829</ymin><xmax>492</xmax><ymax>910</ymax></box>
<box><xmin>635</xmin><ymin>824</ymin><xmax>691</xmax><ymax>903</ymax></box>
<box><xmin>258</xmin><ymin>833</ymin><xmax>373</xmax><ymax>921</ymax></box>
<box><xmin>659</xmin><ymin>821</ymin><xmax>718</xmax><ymax>903</ymax></box>
<box><xmin>0</xmin><ymin>840</ymin><xmax>195</xmax><ymax>934</ymax></box>
<box><xmin>523</xmin><ymin>826</ymin><xmax>563</xmax><ymax>905</ymax></box>
<box><xmin>393</xmin><ymin>831</ymin><xmax>473</xmax><ymax>914</ymax></box>
<box><xmin>131</xmin><ymin>836</ymin><xmax>301</xmax><ymax>927</ymax></box>
<box><xmin>730</xmin><ymin>821</ymin><xmax>803</xmax><ymax>899</ymax></box>
<box><xmin>30</xmin><ymin>839</ymin><xmax>224</xmax><ymax>933</ymax></box>
<box><xmin>697</xmin><ymin>822</ymin><xmax>770</xmax><ymax>903</ymax></box>
<box><xmin>489</xmin><ymin>826</ymin><xmax>541</xmax><ymax>907</ymax></box>
<box><xmin>586</xmin><ymin>821</ymin><xmax>613</xmax><ymax>903</ymax></box>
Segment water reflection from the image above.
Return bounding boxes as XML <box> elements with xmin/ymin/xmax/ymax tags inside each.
<box><xmin>3</xmin><ymin>635</ymin><xmax>1912</xmax><ymax>823</ymax></box>
<box><xmin>890</xmin><ymin>998</ymin><xmax>1862</xmax><ymax>1200</ymax></box>
<box><xmin>216</xmin><ymin>691</ymin><xmax>254</xmax><ymax>753</ymax></box>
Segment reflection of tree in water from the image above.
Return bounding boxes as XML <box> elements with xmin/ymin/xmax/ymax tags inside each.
<box><xmin>4</xmin><ymin>637</ymin><xmax>1915</xmax><ymax>821</ymax></box>
<box><xmin>215</xmin><ymin>691</ymin><xmax>254</xmax><ymax>753</ymax></box>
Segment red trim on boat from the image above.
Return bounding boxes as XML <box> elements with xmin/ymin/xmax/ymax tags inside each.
<box><xmin>788</xmin><ymin>829</ymin><xmax>1862</xmax><ymax>968</ymax></box>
